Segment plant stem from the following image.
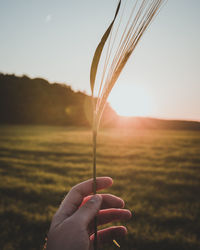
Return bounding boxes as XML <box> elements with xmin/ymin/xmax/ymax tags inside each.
<box><xmin>93</xmin><ymin>128</ymin><xmax>97</xmax><ymax>196</ymax></box>
<box><xmin>92</xmin><ymin>105</ymin><xmax>98</xmax><ymax>250</ymax></box>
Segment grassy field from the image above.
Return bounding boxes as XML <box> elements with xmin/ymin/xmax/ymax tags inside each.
<box><xmin>0</xmin><ymin>125</ymin><xmax>200</xmax><ymax>250</ymax></box>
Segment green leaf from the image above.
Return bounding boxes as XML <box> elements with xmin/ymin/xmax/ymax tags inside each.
<box><xmin>90</xmin><ymin>0</ymin><xmax>121</xmax><ymax>96</ymax></box>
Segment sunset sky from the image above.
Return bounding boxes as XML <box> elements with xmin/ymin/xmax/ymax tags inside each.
<box><xmin>0</xmin><ymin>0</ymin><xmax>199</xmax><ymax>121</ymax></box>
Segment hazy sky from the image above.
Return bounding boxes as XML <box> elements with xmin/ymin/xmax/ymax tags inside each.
<box><xmin>0</xmin><ymin>0</ymin><xmax>199</xmax><ymax>121</ymax></box>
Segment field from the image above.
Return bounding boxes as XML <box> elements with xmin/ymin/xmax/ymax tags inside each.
<box><xmin>0</xmin><ymin>125</ymin><xmax>200</xmax><ymax>250</ymax></box>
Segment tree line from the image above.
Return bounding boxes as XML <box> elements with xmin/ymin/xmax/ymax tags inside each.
<box><xmin>0</xmin><ymin>73</ymin><xmax>199</xmax><ymax>130</ymax></box>
<box><xmin>0</xmin><ymin>73</ymin><xmax>117</xmax><ymax>127</ymax></box>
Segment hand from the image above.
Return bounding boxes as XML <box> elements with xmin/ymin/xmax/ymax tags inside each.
<box><xmin>46</xmin><ymin>177</ymin><xmax>132</xmax><ymax>250</ymax></box>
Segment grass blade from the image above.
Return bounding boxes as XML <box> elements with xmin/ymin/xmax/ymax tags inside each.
<box><xmin>90</xmin><ymin>0</ymin><xmax>121</xmax><ymax>96</ymax></box>
<box><xmin>90</xmin><ymin>2</ymin><xmax>121</xmax><ymax>250</ymax></box>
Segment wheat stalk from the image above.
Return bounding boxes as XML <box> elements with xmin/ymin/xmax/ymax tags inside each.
<box><xmin>90</xmin><ymin>1</ymin><xmax>166</xmax><ymax>249</ymax></box>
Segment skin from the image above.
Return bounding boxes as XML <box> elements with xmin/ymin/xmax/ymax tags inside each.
<box><xmin>46</xmin><ymin>177</ymin><xmax>132</xmax><ymax>250</ymax></box>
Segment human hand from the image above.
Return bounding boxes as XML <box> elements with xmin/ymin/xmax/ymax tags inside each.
<box><xmin>46</xmin><ymin>177</ymin><xmax>132</xmax><ymax>250</ymax></box>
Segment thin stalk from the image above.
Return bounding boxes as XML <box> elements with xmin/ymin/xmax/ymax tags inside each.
<box><xmin>92</xmin><ymin>99</ymin><xmax>98</xmax><ymax>250</ymax></box>
<box><xmin>93</xmin><ymin>129</ymin><xmax>97</xmax><ymax>250</ymax></box>
<box><xmin>92</xmin><ymin>129</ymin><xmax>97</xmax><ymax>195</ymax></box>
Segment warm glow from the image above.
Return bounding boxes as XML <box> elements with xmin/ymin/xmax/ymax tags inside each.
<box><xmin>108</xmin><ymin>83</ymin><xmax>152</xmax><ymax>117</ymax></box>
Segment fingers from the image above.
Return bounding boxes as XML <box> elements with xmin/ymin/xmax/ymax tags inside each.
<box><xmin>72</xmin><ymin>194</ymin><xmax>131</xmax><ymax>229</ymax></box>
<box><xmin>89</xmin><ymin>208</ymin><xmax>132</xmax><ymax>234</ymax></box>
<box><xmin>70</xmin><ymin>193</ymin><xmax>131</xmax><ymax>229</ymax></box>
<box><xmin>98</xmin><ymin>208</ymin><xmax>132</xmax><ymax>226</ymax></box>
<box><xmin>56</xmin><ymin>177</ymin><xmax>113</xmax><ymax>222</ymax></box>
<box><xmin>72</xmin><ymin>194</ymin><xmax>103</xmax><ymax>225</ymax></box>
<box><xmin>81</xmin><ymin>194</ymin><xmax>124</xmax><ymax>210</ymax></box>
<box><xmin>90</xmin><ymin>226</ymin><xmax>127</xmax><ymax>247</ymax></box>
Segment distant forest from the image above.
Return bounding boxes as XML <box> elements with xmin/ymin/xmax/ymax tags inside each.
<box><xmin>0</xmin><ymin>73</ymin><xmax>200</xmax><ymax>130</ymax></box>
<box><xmin>0</xmin><ymin>73</ymin><xmax>117</xmax><ymax>127</ymax></box>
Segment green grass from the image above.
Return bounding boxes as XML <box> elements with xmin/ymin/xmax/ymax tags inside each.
<box><xmin>0</xmin><ymin>125</ymin><xmax>200</xmax><ymax>250</ymax></box>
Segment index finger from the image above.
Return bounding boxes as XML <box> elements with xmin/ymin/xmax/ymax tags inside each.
<box><xmin>56</xmin><ymin>177</ymin><xmax>113</xmax><ymax>221</ymax></box>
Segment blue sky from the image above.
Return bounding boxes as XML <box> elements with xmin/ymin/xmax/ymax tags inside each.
<box><xmin>0</xmin><ymin>0</ymin><xmax>199</xmax><ymax>121</ymax></box>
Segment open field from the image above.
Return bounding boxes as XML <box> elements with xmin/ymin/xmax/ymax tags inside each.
<box><xmin>0</xmin><ymin>125</ymin><xmax>200</xmax><ymax>250</ymax></box>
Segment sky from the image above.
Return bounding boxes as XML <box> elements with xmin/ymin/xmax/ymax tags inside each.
<box><xmin>0</xmin><ymin>0</ymin><xmax>199</xmax><ymax>121</ymax></box>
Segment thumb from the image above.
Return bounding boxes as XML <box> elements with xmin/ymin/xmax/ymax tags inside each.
<box><xmin>73</xmin><ymin>194</ymin><xmax>102</xmax><ymax>226</ymax></box>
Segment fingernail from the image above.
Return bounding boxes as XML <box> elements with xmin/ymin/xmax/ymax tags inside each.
<box><xmin>90</xmin><ymin>194</ymin><xmax>101</xmax><ymax>203</ymax></box>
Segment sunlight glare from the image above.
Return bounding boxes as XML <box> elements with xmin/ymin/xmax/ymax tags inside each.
<box><xmin>108</xmin><ymin>83</ymin><xmax>152</xmax><ymax>117</ymax></box>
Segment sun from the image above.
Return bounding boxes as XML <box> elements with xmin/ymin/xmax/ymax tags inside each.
<box><xmin>108</xmin><ymin>83</ymin><xmax>152</xmax><ymax>117</ymax></box>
